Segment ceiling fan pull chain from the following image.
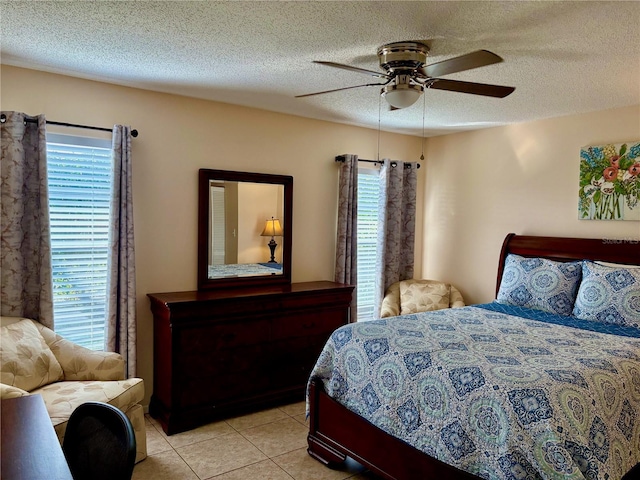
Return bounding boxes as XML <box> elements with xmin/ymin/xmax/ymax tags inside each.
<box><xmin>420</xmin><ymin>91</ymin><xmax>426</xmax><ymax>161</ymax></box>
<box><xmin>377</xmin><ymin>95</ymin><xmax>381</xmax><ymax>161</ymax></box>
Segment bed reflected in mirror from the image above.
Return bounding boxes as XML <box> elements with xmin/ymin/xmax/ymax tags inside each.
<box><xmin>198</xmin><ymin>169</ymin><xmax>292</xmax><ymax>290</ymax></box>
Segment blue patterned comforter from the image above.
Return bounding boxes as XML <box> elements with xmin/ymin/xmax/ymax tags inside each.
<box><xmin>207</xmin><ymin>262</ymin><xmax>282</xmax><ymax>278</ymax></box>
<box><xmin>307</xmin><ymin>304</ymin><xmax>640</xmax><ymax>479</ymax></box>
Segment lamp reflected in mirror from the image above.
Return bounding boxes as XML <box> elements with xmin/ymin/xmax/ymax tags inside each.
<box><xmin>261</xmin><ymin>217</ymin><xmax>283</xmax><ymax>263</ymax></box>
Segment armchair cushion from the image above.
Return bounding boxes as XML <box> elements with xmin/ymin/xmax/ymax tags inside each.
<box><xmin>400</xmin><ymin>280</ymin><xmax>450</xmax><ymax>315</ymax></box>
<box><xmin>34</xmin><ymin>320</ymin><xmax>125</xmax><ymax>381</ymax></box>
<box><xmin>1</xmin><ymin>382</ymin><xmax>30</xmax><ymax>399</ymax></box>
<box><xmin>32</xmin><ymin>378</ymin><xmax>146</xmax><ymax>463</ymax></box>
<box><xmin>380</xmin><ymin>282</ymin><xmax>401</xmax><ymax>319</ymax></box>
<box><xmin>0</xmin><ymin>319</ymin><xmax>64</xmax><ymax>391</ymax></box>
<box><xmin>32</xmin><ymin>378</ymin><xmax>144</xmax><ymax>437</ymax></box>
<box><xmin>450</xmin><ymin>286</ymin><xmax>466</xmax><ymax>308</ymax></box>
<box><xmin>380</xmin><ymin>279</ymin><xmax>466</xmax><ymax>318</ymax></box>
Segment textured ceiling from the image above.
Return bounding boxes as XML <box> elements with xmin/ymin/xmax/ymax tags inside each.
<box><xmin>1</xmin><ymin>1</ymin><xmax>639</xmax><ymax>137</ymax></box>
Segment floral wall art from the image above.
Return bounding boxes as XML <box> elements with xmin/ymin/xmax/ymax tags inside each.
<box><xmin>579</xmin><ymin>141</ymin><xmax>640</xmax><ymax>221</ymax></box>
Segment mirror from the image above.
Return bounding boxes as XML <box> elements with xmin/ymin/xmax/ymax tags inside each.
<box><xmin>198</xmin><ymin>169</ymin><xmax>293</xmax><ymax>290</ymax></box>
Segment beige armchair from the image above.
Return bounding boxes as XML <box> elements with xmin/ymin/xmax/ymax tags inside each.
<box><xmin>0</xmin><ymin>316</ymin><xmax>147</xmax><ymax>463</ymax></box>
<box><xmin>380</xmin><ymin>279</ymin><xmax>465</xmax><ymax>318</ymax></box>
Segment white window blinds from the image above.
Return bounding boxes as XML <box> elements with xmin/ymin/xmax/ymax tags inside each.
<box><xmin>46</xmin><ymin>134</ymin><xmax>112</xmax><ymax>350</ymax></box>
<box><xmin>210</xmin><ymin>185</ymin><xmax>226</xmax><ymax>265</ymax></box>
<box><xmin>356</xmin><ymin>168</ymin><xmax>380</xmax><ymax>321</ymax></box>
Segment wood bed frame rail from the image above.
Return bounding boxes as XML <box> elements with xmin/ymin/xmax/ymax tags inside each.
<box><xmin>307</xmin><ymin>379</ymin><xmax>477</xmax><ymax>480</ymax></box>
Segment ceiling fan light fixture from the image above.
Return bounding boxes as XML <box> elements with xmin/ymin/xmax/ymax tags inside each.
<box><xmin>381</xmin><ymin>83</ymin><xmax>424</xmax><ymax>109</ymax></box>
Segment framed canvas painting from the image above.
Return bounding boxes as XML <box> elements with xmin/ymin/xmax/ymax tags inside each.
<box><xmin>579</xmin><ymin>141</ymin><xmax>640</xmax><ymax>221</ymax></box>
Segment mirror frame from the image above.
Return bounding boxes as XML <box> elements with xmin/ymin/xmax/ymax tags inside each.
<box><xmin>198</xmin><ymin>169</ymin><xmax>293</xmax><ymax>290</ymax></box>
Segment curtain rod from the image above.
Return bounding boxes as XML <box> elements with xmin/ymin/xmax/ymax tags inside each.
<box><xmin>335</xmin><ymin>155</ymin><xmax>420</xmax><ymax>169</ymax></box>
<box><xmin>0</xmin><ymin>113</ymin><xmax>139</xmax><ymax>138</ymax></box>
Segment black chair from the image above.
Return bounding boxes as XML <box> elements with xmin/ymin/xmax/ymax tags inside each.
<box><xmin>63</xmin><ymin>401</ymin><xmax>136</xmax><ymax>480</ymax></box>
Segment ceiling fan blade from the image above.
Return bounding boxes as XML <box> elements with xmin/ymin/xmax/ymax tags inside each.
<box><xmin>421</xmin><ymin>50</ymin><xmax>504</xmax><ymax>78</ymax></box>
<box><xmin>313</xmin><ymin>61</ymin><xmax>390</xmax><ymax>79</ymax></box>
<box><xmin>295</xmin><ymin>82</ymin><xmax>387</xmax><ymax>98</ymax></box>
<box><xmin>429</xmin><ymin>78</ymin><xmax>515</xmax><ymax>98</ymax></box>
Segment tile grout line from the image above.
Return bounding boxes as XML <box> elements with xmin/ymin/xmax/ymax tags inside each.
<box><xmin>145</xmin><ymin>417</ymin><xmax>203</xmax><ymax>479</ymax></box>
<box><xmin>223</xmin><ymin>407</ymin><xmax>308</xmax><ymax>479</ymax></box>
<box><xmin>172</xmin><ymin>444</ymin><xmax>208</xmax><ymax>480</ymax></box>
<box><xmin>235</xmin><ymin>415</ymin><xmax>309</xmax><ymax>460</ymax></box>
<box><xmin>204</xmin><ymin>458</ymin><xmax>296</xmax><ymax>480</ymax></box>
<box><xmin>141</xmin><ymin>405</ymin><xmax>309</xmax><ymax>479</ymax></box>
<box><xmin>148</xmin><ymin>420</ymin><xmax>269</xmax><ymax>480</ymax></box>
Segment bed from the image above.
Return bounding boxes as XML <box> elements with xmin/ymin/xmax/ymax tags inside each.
<box><xmin>207</xmin><ymin>262</ymin><xmax>282</xmax><ymax>278</ymax></box>
<box><xmin>306</xmin><ymin>234</ymin><xmax>640</xmax><ymax>480</ymax></box>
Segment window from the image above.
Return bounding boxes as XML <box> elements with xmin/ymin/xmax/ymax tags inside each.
<box><xmin>356</xmin><ymin>168</ymin><xmax>380</xmax><ymax>321</ymax></box>
<box><xmin>46</xmin><ymin>134</ymin><xmax>112</xmax><ymax>350</ymax></box>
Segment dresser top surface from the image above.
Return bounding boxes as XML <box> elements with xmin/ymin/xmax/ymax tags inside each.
<box><xmin>147</xmin><ymin>281</ymin><xmax>353</xmax><ymax>304</ymax></box>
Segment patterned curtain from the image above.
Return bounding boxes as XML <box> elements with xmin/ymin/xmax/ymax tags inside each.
<box><xmin>0</xmin><ymin>111</ymin><xmax>54</xmax><ymax>328</ymax></box>
<box><xmin>374</xmin><ymin>159</ymin><xmax>418</xmax><ymax>316</ymax></box>
<box><xmin>106</xmin><ymin>125</ymin><xmax>137</xmax><ymax>377</ymax></box>
<box><xmin>334</xmin><ymin>154</ymin><xmax>358</xmax><ymax>322</ymax></box>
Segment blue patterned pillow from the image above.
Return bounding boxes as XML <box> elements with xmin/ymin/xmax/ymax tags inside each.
<box><xmin>573</xmin><ymin>261</ymin><xmax>640</xmax><ymax>329</ymax></box>
<box><xmin>496</xmin><ymin>254</ymin><xmax>582</xmax><ymax>315</ymax></box>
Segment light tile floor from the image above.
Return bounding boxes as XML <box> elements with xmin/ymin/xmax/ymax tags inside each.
<box><xmin>133</xmin><ymin>402</ymin><xmax>381</xmax><ymax>480</ymax></box>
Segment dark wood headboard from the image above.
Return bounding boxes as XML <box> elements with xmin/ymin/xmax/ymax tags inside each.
<box><xmin>496</xmin><ymin>233</ymin><xmax>640</xmax><ymax>296</ymax></box>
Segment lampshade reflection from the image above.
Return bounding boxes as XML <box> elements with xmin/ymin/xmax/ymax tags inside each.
<box><xmin>260</xmin><ymin>217</ymin><xmax>283</xmax><ymax>263</ymax></box>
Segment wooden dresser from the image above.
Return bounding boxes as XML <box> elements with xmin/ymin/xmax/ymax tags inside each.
<box><xmin>147</xmin><ymin>281</ymin><xmax>354</xmax><ymax>435</ymax></box>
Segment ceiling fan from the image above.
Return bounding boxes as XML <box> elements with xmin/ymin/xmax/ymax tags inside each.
<box><xmin>296</xmin><ymin>41</ymin><xmax>515</xmax><ymax>109</ymax></box>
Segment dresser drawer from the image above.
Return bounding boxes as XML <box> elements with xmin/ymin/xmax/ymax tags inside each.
<box><xmin>179</xmin><ymin>319</ymin><xmax>270</xmax><ymax>352</ymax></box>
<box><xmin>179</xmin><ymin>344</ymin><xmax>269</xmax><ymax>377</ymax></box>
<box><xmin>272</xmin><ymin>309</ymin><xmax>346</xmax><ymax>340</ymax></box>
<box><xmin>180</xmin><ymin>371</ymin><xmax>271</xmax><ymax>407</ymax></box>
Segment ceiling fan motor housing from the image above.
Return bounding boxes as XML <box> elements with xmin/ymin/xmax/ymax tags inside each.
<box><xmin>377</xmin><ymin>41</ymin><xmax>429</xmax><ymax>73</ymax></box>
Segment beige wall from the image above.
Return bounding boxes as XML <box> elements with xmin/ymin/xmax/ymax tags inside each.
<box><xmin>1</xmin><ymin>65</ymin><xmax>424</xmax><ymax>406</ymax></box>
<box><xmin>423</xmin><ymin>104</ymin><xmax>640</xmax><ymax>305</ymax></box>
<box><xmin>237</xmin><ymin>182</ymin><xmax>283</xmax><ymax>264</ymax></box>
